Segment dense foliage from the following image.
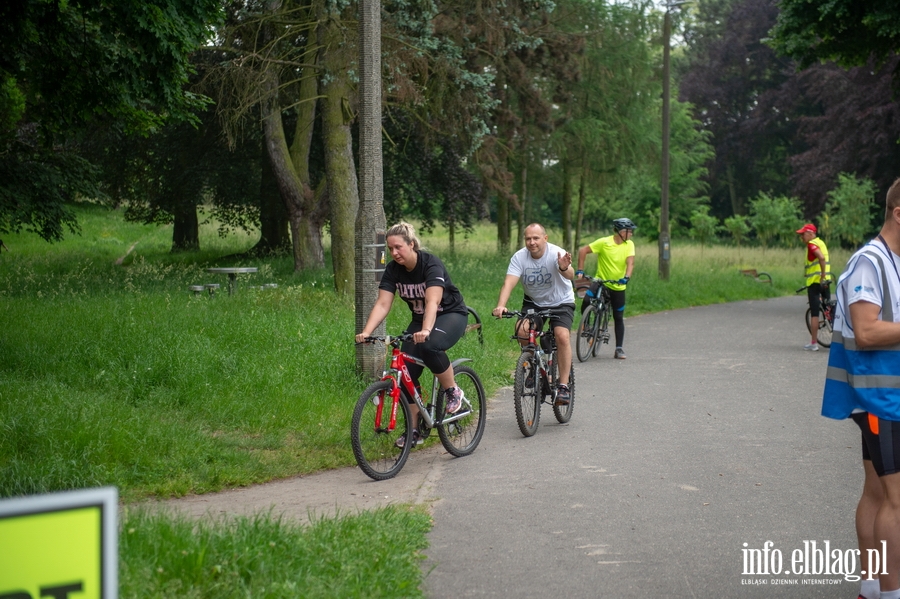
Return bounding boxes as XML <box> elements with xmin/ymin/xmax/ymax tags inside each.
<box><xmin>0</xmin><ymin>0</ymin><xmax>222</xmax><ymax>241</ymax></box>
<box><xmin>679</xmin><ymin>0</ymin><xmax>900</xmax><ymax>242</ymax></box>
<box><xmin>770</xmin><ymin>0</ymin><xmax>900</xmax><ymax>72</ymax></box>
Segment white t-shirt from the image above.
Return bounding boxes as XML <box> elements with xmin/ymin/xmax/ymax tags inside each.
<box><xmin>837</xmin><ymin>240</ymin><xmax>900</xmax><ymax>340</ymax></box>
<box><xmin>506</xmin><ymin>242</ymin><xmax>575</xmax><ymax>307</ymax></box>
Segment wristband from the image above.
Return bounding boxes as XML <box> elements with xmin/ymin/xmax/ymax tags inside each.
<box><xmin>575</xmin><ymin>270</ymin><xmax>584</xmax><ymax>276</ymax></box>
<box><xmin>558</xmin><ymin>264</ymin><xmax>568</xmax><ymax>272</ymax></box>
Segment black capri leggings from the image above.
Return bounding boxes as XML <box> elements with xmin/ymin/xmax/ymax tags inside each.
<box><xmin>581</xmin><ymin>287</ymin><xmax>627</xmax><ymax>348</ymax></box>
<box><xmin>609</xmin><ymin>288</ymin><xmax>626</xmax><ymax>348</ymax></box>
<box><xmin>402</xmin><ymin>310</ymin><xmax>468</xmax><ymax>384</ymax></box>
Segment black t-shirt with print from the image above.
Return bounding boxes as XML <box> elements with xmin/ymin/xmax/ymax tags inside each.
<box><xmin>379</xmin><ymin>250</ymin><xmax>467</xmax><ymax>322</ymax></box>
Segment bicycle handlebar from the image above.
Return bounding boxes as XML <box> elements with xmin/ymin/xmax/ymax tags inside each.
<box><xmin>498</xmin><ymin>308</ymin><xmax>558</xmax><ymax>319</ymax></box>
<box><xmin>578</xmin><ymin>276</ymin><xmax>619</xmax><ymax>285</ymax></box>
<box><xmin>356</xmin><ymin>333</ymin><xmax>415</xmax><ymax>346</ymax></box>
<box><xmin>796</xmin><ymin>282</ymin><xmax>832</xmax><ymax>294</ymax></box>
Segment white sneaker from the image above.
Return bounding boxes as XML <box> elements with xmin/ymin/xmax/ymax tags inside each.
<box><xmin>803</xmin><ymin>343</ymin><xmax>819</xmax><ymax>352</ymax></box>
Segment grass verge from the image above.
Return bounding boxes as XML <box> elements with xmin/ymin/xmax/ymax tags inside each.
<box><xmin>120</xmin><ymin>505</ymin><xmax>431</xmax><ymax>598</ymax></box>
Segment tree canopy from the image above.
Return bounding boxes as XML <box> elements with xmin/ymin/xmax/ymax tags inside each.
<box><xmin>769</xmin><ymin>1</ymin><xmax>900</xmax><ymax>71</ymax></box>
<box><xmin>0</xmin><ymin>0</ymin><xmax>222</xmax><ymax>241</ymax></box>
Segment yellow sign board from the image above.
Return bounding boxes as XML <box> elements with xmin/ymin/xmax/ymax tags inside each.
<box><xmin>0</xmin><ymin>487</ymin><xmax>117</xmax><ymax>599</ymax></box>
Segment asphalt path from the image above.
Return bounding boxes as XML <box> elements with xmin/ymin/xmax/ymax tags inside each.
<box><xmin>422</xmin><ymin>295</ymin><xmax>863</xmax><ymax>598</ymax></box>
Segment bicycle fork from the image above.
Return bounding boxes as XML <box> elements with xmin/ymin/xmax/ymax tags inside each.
<box><xmin>373</xmin><ymin>382</ymin><xmax>402</xmax><ymax>434</ymax></box>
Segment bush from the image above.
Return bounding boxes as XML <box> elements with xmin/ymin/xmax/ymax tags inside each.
<box><xmin>821</xmin><ymin>173</ymin><xmax>877</xmax><ymax>248</ymax></box>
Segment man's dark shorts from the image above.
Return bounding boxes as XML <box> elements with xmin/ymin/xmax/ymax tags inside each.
<box><xmin>521</xmin><ymin>297</ymin><xmax>576</xmax><ymax>331</ymax></box>
<box><xmin>852</xmin><ymin>412</ymin><xmax>900</xmax><ymax>476</ymax></box>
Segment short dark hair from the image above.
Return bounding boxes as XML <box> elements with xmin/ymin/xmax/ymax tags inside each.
<box><xmin>886</xmin><ymin>178</ymin><xmax>900</xmax><ymax>222</ymax></box>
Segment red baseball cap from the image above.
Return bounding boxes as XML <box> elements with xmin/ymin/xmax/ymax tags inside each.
<box><xmin>796</xmin><ymin>223</ymin><xmax>817</xmax><ymax>234</ymax></box>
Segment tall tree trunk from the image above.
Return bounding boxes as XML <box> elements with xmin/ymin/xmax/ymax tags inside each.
<box><xmin>516</xmin><ymin>202</ymin><xmax>524</xmax><ymax>247</ymax></box>
<box><xmin>355</xmin><ymin>0</ymin><xmax>387</xmax><ymax>378</ymax></box>
<box><xmin>562</xmin><ymin>160</ymin><xmax>573</xmax><ymax>251</ymax></box>
<box><xmin>496</xmin><ymin>189</ymin><xmax>510</xmax><ymax>253</ymax></box>
<box><xmin>520</xmin><ymin>161</ymin><xmax>529</xmax><ymax>224</ymax></box>
<box><xmin>319</xmin><ymin>10</ymin><xmax>358</xmax><ymax>295</ymax></box>
<box><xmin>258</xmin><ymin>0</ymin><xmax>312</xmax><ymax>272</ymax></box>
<box><xmin>261</xmin><ymin>72</ymin><xmax>311</xmax><ymax>272</ymax></box>
<box><xmin>576</xmin><ymin>160</ymin><xmax>587</xmax><ymax>249</ymax></box>
<box><xmin>171</xmin><ymin>203</ymin><xmax>199</xmax><ymax>251</ymax></box>
<box><xmin>288</xmin><ymin>3</ymin><xmax>324</xmax><ymax>269</ymax></box>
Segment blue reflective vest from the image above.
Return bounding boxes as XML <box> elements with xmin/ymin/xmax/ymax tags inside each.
<box><xmin>823</xmin><ymin>243</ymin><xmax>900</xmax><ymax>420</ymax></box>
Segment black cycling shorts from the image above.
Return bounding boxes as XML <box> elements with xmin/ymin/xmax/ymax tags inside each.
<box><xmin>852</xmin><ymin>412</ymin><xmax>900</xmax><ymax>476</ymax></box>
<box><xmin>521</xmin><ymin>297</ymin><xmax>575</xmax><ymax>331</ymax></box>
<box><xmin>807</xmin><ymin>283</ymin><xmax>822</xmax><ymax>317</ymax></box>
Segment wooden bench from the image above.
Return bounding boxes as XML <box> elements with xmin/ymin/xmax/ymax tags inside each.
<box><xmin>739</xmin><ymin>269</ymin><xmax>772</xmax><ymax>284</ymax></box>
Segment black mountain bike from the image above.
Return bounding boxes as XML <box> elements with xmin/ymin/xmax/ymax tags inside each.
<box><xmin>575</xmin><ymin>277</ymin><xmax>616</xmax><ymax>362</ymax></box>
<box><xmin>797</xmin><ymin>284</ymin><xmax>836</xmax><ymax>348</ymax></box>
<box><xmin>500</xmin><ymin>309</ymin><xmax>575</xmax><ymax>437</ymax></box>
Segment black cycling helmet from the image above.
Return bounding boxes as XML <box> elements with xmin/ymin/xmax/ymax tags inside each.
<box><xmin>612</xmin><ymin>217</ymin><xmax>636</xmax><ymax>232</ymax></box>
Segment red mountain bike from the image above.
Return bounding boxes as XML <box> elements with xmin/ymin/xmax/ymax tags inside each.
<box><xmin>351</xmin><ymin>333</ymin><xmax>486</xmax><ymax>480</ymax></box>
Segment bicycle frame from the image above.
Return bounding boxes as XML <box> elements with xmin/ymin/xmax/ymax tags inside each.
<box><xmin>581</xmin><ymin>277</ymin><xmax>616</xmax><ymax>309</ymax></box>
<box><xmin>372</xmin><ymin>335</ymin><xmax>473</xmax><ymax>432</ymax></box>
<box><xmin>505</xmin><ymin>310</ymin><xmax>556</xmax><ymax>394</ymax></box>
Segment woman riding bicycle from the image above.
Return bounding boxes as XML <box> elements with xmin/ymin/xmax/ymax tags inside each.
<box><xmin>356</xmin><ymin>222</ymin><xmax>469</xmax><ymax>445</ymax></box>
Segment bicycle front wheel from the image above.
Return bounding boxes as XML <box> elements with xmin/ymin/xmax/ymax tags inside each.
<box><xmin>576</xmin><ymin>305</ymin><xmax>598</xmax><ymax>362</ymax></box>
<box><xmin>513</xmin><ymin>350</ymin><xmax>541</xmax><ymax>437</ymax></box>
<box><xmin>594</xmin><ymin>305</ymin><xmax>609</xmax><ymax>357</ymax></box>
<box><xmin>805</xmin><ymin>307</ymin><xmax>833</xmax><ymax>348</ymax></box>
<box><xmin>437</xmin><ymin>364</ymin><xmax>487</xmax><ymax>457</ymax></box>
<box><xmin>350</xmin><ymin>380</ymin><xmax>412</xmax><ymax>481</ymax></box>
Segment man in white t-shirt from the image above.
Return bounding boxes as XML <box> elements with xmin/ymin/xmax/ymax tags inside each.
<box><xmin>492</xmin><ymin>223</ymin><xmax>576</xmax><ymax>405</ymax></box>
<box><xmin>823</xmin><ymin>177</ymin><xmax>900</xmax><ymax>599</ymax></box>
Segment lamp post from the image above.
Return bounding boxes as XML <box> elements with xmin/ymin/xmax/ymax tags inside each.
<box><xmin>659</xmin><ymin>0</ymin><xmax>688</xmax><ymax>280</ymax></box>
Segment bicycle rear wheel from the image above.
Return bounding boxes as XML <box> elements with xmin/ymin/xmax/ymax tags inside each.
<box><xmin>513</xmin><ymin>350</ymin><xmax>541</xmax><ymax>436</ymax></box>
<box><xmin>350</xmin><ymin>380</ymin><xmax>412</xmax><ymax>481</ymax></box>
<box><xmin>576</xmin><ymin>305</ymin><xmax>598</xmax><ymax>362</ymax></box>
<box><xmin>593</xmin><ymin>304</ymin><xmax>609</xmax><ymax>357</ymax></box>
<box><xmin>553</xmin><ymin>361</ymin><xmax>575</xmax><ymax>423</ymax></box>
<box><xmin>437</xmin><ymin>364</ymin><xmax>487</xmax><ymax>456</ymax></box>
<box><xmin>805</xmin><ymin>307</ymin><xmax>833</xmax><ymax>348</ymax></box>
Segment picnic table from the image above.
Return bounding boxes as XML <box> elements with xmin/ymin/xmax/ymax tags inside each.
<box><xmin>205</xmin><ymin>267</ymin><xmax>258</xmax><ymax>296</ymax></box>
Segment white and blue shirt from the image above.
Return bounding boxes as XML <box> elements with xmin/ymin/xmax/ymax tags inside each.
<box><xmin>823</xmin><ymin>239</ymin><xmax>900</xmax><ymax>420</ymax></box>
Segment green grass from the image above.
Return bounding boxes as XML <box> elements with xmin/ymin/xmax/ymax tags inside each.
<box><xmin>0</xmin><ymin>208</ymin><xmax>851</xmax><ymax>501</ymax></box>
<box><xmin>119</xmin><ymin>505</ymin><xmax>431</xmax><ymax>598</ymax></box>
